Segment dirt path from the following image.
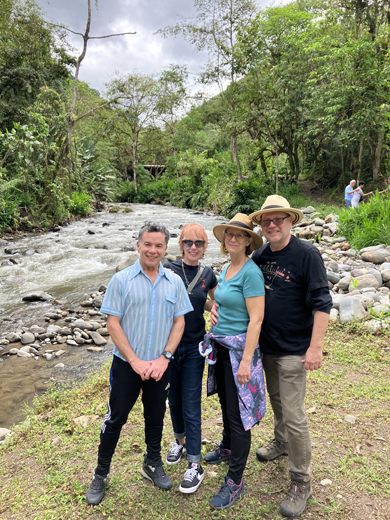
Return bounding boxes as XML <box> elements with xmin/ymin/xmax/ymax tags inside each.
<box><xmin>298</xmin><ymin>180</ymin><xmax>340</xmax><ymax>206</ymax></box>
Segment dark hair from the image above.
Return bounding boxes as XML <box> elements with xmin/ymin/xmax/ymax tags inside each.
<box><xmin>358</xmin><ymin>181</ymin><xmax>365</xmax><ymax>186</ymax></box>
<box><xmin>138</xmin><ymin>222</ymin><xmax>170</xmax><ymax>245</ymax></box>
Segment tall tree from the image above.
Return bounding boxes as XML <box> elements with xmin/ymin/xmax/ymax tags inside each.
<box><xmin>158</xmin><ymin>0</ymin><xmax>258</xmax><ymax>181</ymax></box>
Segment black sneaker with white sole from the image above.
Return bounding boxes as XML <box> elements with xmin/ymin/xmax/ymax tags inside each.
<box><xmin>86</xmin><ymin>473</ymin><xmax>108</xmax><ymax>505</ymax></box>
<box><xmin>166</xmin><ymin>440</ymin><xmax>186</xmax><ymax>465</ymax></box>
<box><xmin>179</xmin><ymin>462</ymin><xmax>204</xmax><ymax>494</ymax></box>
<box><xmin>140</xmin><ymin>462</ymin><xmax>172</xmax><ymax>490</ymax></box>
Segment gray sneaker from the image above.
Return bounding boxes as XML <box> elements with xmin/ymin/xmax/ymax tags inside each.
<box><xmin>280</xmin><ymin>474</ymin><xmax>312</xmax><ymax>517</ymax></box>
<box><xmin>140</xmin><ymin>462</ymin><xmax>172</xmax><ymax>490</ymax></box>
<box><xmin>86</xmin><ymin>473</ymin><xmax>108</xmax><ymax>505</ymax></box>
<box><xmin>256</xmin><ymin>439</ymin><xmax>288</xmax><ymax>462</ymax></box>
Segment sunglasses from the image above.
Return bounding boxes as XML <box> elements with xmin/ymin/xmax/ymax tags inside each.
<box><xmin>182</xmin><ymin>240</ymin><xmax>206</xmax><ymax>248</ymax></box>
<box><xmin>260</xmin><ymin>216</ymin><xmax>289</xmax><ymax>227</ymax></box>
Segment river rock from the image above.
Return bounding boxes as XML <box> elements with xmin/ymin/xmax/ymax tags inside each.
<box><xmin>349</xmin><ymin>274</ymin><xmax>380</xmax><ymax>292</ymax></box>
<box><xmin>361</xmin><ymin>251</ymin><xmax>386</xmax><ymax>264</ymax></box>
<box><xmin>98</xmin><ymin>285</ymin><xmax>107</xmax><ymax>293</ymax></box>
<box><xmin>5</xmin><ymin>248</ymin><xmax>18</xmax><ymax>254</ymax></box>
<box><xmin>359</xmin><ymin>244</ymin><xmax>386</xmax><ymax>254</ymax></box>
<box><xmin>5</xmin><ymin>332</ymin><xmax>21</xmax><ymax>342</ymax></box>
<box><xmin>22</xmin><ymin>291</ymin><xmax>53</xmax><ymax>302</ymax></box>
<box><xmin>47</xmin><ymin>325</ymin><xmax>60</xmax><ymax>334</ymax></box>
<box><xmin>17</xmin><ymin>349</ymin><xmax>32</xmax><ymax>358</ymax></box>
<box><xmin>96</xmin><ymin>328</ymin><xmax>109</xmax><ymax>336</ymax></box>
<box><xmin>71</xmin><ymin>320</ymin><xmax>94</xmax><ymax>331</ymax></box>
<box><xmin>21</xmin><ymin>332</ymin><xmax>36</xmax><ymax>345</ymax></box>
<box><xmin>302</xmin><ymin>206</ymin><xmax>315</xmax><ymax>214</ymax></box>
<box><xmin>57</xmin><ymin>337</ymin><xmax>67</xmax><ymax>344</ymax></box>
<box><xmin>295</xmin><ymin>229</ymin><xmax>316</xmax><ymax>240</ymax></box>
<box><xmin>66</xmin><ymin>339</ymin><xmax>78</xmax><ymax>346</ymax></box>
<box><xmin>1</xmin><ymin>260</ymin><xmax>14</xmax><ymax>266</ymax></box>
<box><xmin>20</xmin><ymin>345</ymin><xmax>38</xmax><ymax>354</ymax></box>
<box><xmin>87</xmin><ymin>346</ymin><xmax>103</xmax><ymax>352</ymax></box>
<box><xmin>0</xmin><ymin>428</ymin><xmax>11</xmax><ymax>441</ymax></box>
<box><xmin>336</xmin><ymin>275</ymin><xmax>351</xmax><ymax>291</ymax></box>
<box><xmin>116</xmin><ymin>253</ymin><xmax>140</xmax><ymax>272</ymax></box>
<box><xmin>327</xmin><ymin>270</ymin><xmax>340</xmax><ymax>284</ymax></box>
<box><xmin>54</xmin><ymin>363</ymin><xmax>65</xmax><ymax>369</ymax></box>
<box><xmin>381</xmin><ymin>270</ymin><xmax>390</xmax><ymax>283</ymax></box>
<box><xmin>30</xmin><ymin>325</ymin><xmax>46</xmax><ymax>334</ymax></box>
<box><xmin>92</xmin><ymin>296</ymin><xmax>103</xmax><ymax>308</ymax></box>
<box><xmin>55</xmin><ymin>350</ymin><xmax>66</xmax><ymax>357</ymax></box>
<box><xmin>327</xmin><ymin>260</ymin><xmax>339</xmax><ymax>273</ymax></box>
<box><xmin>9</xmin><ymin>348</ymin><xmax>19</xmax><ymax>354</ymax></box>
<box><xmin>59</xmin><ymin>327</ymin><xmax>72</xmax><ymax>335</ymax></box>
<box><xmin>339</xmin><ymin>297</ymin><xmax>367</xmax><ymax>323</ymax></box>
<box><xmin>88</xmin><ymin>331</ymin><xmax>107</xmax><ymax>346</ymax></box>
<box><xmin>365</xmin><ymin>269</ymin><xmax>383</xmax><ymax>287</ymax></box>
<box><xmin>75</xmin><ymin>337</ymin><xmax>85</xmax><ymax>344</ymax></box>
<box><xmin>23</xmin><ymin>249</ymin><xmax>36</xmax><ymax>256</ymax></box>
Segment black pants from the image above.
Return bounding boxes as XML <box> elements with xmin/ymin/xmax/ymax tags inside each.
<box><xmin>215</xmin><ymin>342</ymin><xmax>251</xmax><ymax>484</ymax></box>
<box><xmin>95</xmin><ymin>355</ymin><xmax>171</xmax><ymax>476</ymax></box>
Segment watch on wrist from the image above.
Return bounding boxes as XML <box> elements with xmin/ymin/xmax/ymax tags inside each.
<box><xmin>161</xmin><ymin>350</ymin><xmax>173</xmax><ymax>361</ymax></box>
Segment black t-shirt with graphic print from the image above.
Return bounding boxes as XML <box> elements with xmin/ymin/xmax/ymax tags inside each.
<box><xmin>252</xmin><ymin>235</ymin><xmax>332</xmax><ymax>356</ymax></box>
<box><xmin>164</xmin><ymin>259</ymin><xmax>218</xmax><ymax>344</ymax></box>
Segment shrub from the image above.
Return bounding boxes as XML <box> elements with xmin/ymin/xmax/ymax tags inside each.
<box><xmin>70</xmin><ymin>191</ymin><xmax>92</xmax><ymax>217</ymax></box>
<box><xmin>115</xmin><ymin>181</ymin><xmax>136</xmax><ymax>202</ymax></box>
<box><xmin>338</xmin><ymin>192</ymin><xmax>390</xmax><ymax>249</ymax></box>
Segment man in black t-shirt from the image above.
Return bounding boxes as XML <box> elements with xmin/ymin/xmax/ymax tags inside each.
<box><xmin>249</xmin><ymin>195</ymin><xmax>332</xmax><ymax>518</ymax></box>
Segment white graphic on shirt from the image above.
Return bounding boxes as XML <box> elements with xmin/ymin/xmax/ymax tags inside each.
<box><xmin>259</xmin><ymin>261</ymin><xmax>291</xmax><ymax>290</ymax></box>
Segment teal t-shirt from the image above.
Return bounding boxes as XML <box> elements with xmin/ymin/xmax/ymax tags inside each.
<box><xmin>213</xmin><ymin>258</ymin><xmax>265</xmax><ymax>336</ymax></box>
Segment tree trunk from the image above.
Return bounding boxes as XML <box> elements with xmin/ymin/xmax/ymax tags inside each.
<box><xmin>372</xmin><ymin>129</ymin><xmax>384</xmax><ymax>182</ymax></box>
<box><xmin>232</xmin><ymin>136</ymin><xmax>242</xmax><ymax>181</ymax></box>
<box><xmin>259</xmin><ymin>151</ymin><xmax>268</xmax><ymax>176</ymax></box>
<box><xmin>132</xmin><ymin>140</ymin><xmax>137</xmax><ymax>194</ymax></box>
<box><xmin>230</xmin><ymin>136</ymin><xmax>234</xmax><ymax>163</ymax></box>
<box><xmin>275</xmin><ymin>146</ymin><xmax>279</xmax><ymax>194</ymax></box>
<box><xmin>341</xmin><ymin>148</ymin><xmax>345</xmax><ymax>186</ymax></box>
<box><xmin>357</xmin><ymin>137</ymin><xmax>363</xmax><ymax>182</ymax></box>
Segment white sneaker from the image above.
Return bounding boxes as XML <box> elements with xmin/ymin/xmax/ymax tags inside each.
<box><xmin>179</xmin><ymin>463</ymin><xmax>204</xmax><ymax>494</ymax></box>
<box><xmin>166</xmin><ymin>440</ymin><xmax>186</xmax><ymax>465</ymax></box>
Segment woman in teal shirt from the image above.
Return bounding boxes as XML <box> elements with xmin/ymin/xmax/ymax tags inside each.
<box><xmin>204</xmin><ymin>213</ymin><xmax>265</xmax><ymax>511</ymax></box>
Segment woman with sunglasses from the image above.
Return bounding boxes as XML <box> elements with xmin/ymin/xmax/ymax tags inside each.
<box><xmin>163</xmin><ymin>223</ymin><xmax>217</xmax><ymax>494</ymax></box>
<box><xmin>201</xmin><ymin>213</ymin><xmax>265</xmax><ymax>510</ymax></box>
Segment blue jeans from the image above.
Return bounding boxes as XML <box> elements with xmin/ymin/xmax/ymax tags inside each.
<box><xmin>345</xmin><ymin>199</ymin><xmax>352</xmax><ymax>209</ymax></box>
<box><xmin>168</xmin><ymin>341</ymin><xmax>205</xmax><ymax>463</ymax></box>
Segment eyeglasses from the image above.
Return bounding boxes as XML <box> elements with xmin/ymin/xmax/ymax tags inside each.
<box><xmin>224</xmin><ymin>231</ymin><xmax>248</xmax><ymax>241</ymax></box>
<box><xmin>260</xmin><ymin>216</ymin><xmax>289</xmax><ymax>227</ymax></box>
<box><xmin>182</xmin><ymin>239</ymin><xmax>206</xmax><ymax>248</ymax></box>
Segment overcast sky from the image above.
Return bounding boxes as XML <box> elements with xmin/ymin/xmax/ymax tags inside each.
<box><xmin>35</xmin><ymin>0</ymin><xmax>275</xmax><ymax>95</ymax></box>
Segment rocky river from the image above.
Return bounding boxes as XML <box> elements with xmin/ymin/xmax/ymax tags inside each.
<box><xmin>0</xmin><ymin>203</ymin><xmax>227</xmax><ymax>429</ymax></box>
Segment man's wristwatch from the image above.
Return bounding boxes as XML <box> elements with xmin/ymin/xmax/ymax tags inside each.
<box><xmin>161</xmin><ymin>350</ymin><xmax>173</xmax><ymax>361</ymax></box>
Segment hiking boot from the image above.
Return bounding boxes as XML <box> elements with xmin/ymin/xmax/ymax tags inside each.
<box><xmin>209</xmin><ymin>476</ymin><xmax>245</xmax><ymax>510</ymax></box>
<box><xmin>140</xmin><ymin>462</ymin><xmax>172</xmax><ymax>490</ymax></box>
<box><xmin>256</xmin><ymin>439</ymin><xmax>288</xmax><ymax>462</ymax></box>
<box><xmin>86</xmin><ymin>473</ymin><xmax>108</xmax><ymax>505</ymax></box>
<box><xmin>166</xmin><ymin>440</ymin><xmax>186</xmax><ymax>465</ymax></box>
<box><xmin>179</xmin><ymin>462</ymin><xmax>204</xmax><ymax>494</ymax></box>
<box><xmin>280</xmin><ymin>474</ymin><xmax>312</xmax><ymax>517</ymax></box>
<box><xmin>203</xmin><ymin>441</ymin><xmax>231</xmax><ymax>465</ymax></box>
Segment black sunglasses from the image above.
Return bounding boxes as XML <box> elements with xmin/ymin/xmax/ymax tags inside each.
<box><xmin>182</xmin><ymin>240</ymin><xmax>206</xmax><ymax>248</ymax></box>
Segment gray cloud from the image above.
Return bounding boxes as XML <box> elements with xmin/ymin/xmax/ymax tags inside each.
<box><xmin>36</xmin><ymin>0</ymin><xmax>271</xmax><ymax>94</ymax></box>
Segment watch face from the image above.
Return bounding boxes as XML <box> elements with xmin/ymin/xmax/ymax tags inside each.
<box><xmin>163</xmin><ymin>351</ymin><xmax>172</xmax><ymax>360</ymax></box>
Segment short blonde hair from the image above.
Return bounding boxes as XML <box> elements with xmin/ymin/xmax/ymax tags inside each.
<box><xmin>179</xmin><ymin>223</ymin><xmax>208</xmax><ymax>252</ymax></box>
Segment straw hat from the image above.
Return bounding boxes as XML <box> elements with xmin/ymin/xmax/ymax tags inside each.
<box><xmin>249</xmin><ymin>195</ymin><xmax>303</xmax><ymax>226</ymax></box>
<box><xmin>213</xmin><ymin>213</ymin><xmax>263</xmax><ymax>252</ymax></box>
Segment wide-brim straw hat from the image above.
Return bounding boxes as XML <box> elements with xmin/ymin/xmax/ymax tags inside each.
<box><xmin>213</xmin><ymin>213</ymin><xmax>263</xmax><ymax>252</ymax></box>
<box><xmin>249</xmin><ymin>195</ymin><xmax>303</xmax><ymax>226</ymax></box>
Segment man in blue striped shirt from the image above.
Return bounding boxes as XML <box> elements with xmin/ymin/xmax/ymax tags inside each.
<box><xmin>86</xmin><ymin>223</ymin><xmax>193</xmax><ymax>505</ymax></box>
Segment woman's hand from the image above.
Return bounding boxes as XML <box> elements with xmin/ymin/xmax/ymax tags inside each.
<box><xmin>237</xmin><ymin>359</ymin><xmax>251</xmax><ymax>385</ymax></box>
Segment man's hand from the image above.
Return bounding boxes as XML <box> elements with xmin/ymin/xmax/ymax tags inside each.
<box><xmin>210</xmin><ymin>303</ymin><xmax>219</xmax><ymax>327</ymax></box>
<box><xmin>302</xmin><ymin>346</ymin><xmax>322</xmax><ymax>371</ymax></box>
<box><xmin>131</xmin><ymin>359</ymin><xmax>153</xmax><ymax>380</ymax></box>
<box><xmin>148</xmin><ymin>356</ymin><xmax>169</xmax><ymax>381</ymax></box>
<box><xmin>237</xmin><ymin>359</ymin><xmax>251</xmax><ymax>384</ymax></box>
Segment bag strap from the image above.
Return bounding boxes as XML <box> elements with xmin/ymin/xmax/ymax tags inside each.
<box><xmin>186</xmin><ymin>263</ymin><xmax>204</xmax><ymax>294</ymax></box>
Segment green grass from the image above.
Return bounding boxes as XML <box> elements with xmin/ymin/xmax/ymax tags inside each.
<box><xmin>0</xmin><ymin>322</ymin><xmax>389</xmax><ymax>520</ymax></box>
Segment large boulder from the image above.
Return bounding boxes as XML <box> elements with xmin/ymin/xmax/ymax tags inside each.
<box><xmin>359</xmin><ymin>244</ymin><xmax>386</xmax><ymax>254</ymax></box>
<box><xmin>361</xmin><ymin>251</ymin><xmax>386</xmax><ymax>264</ymax></box>
<box><xmin>349</xmin><ymin>274</ymin><xmax>380</xmax><ymax>292</ymax></box>
<box><xmin>339</xmin><ymin>297</ymin><xmax>367</xmax><ymax>323</ymax></box>
<box><xmin>22</xmin><ymin>292</ymin><xmax>53</xmax><ymax>302</ymax></box>
<box><xmin>116</xmin><ymin>253</ymin><xmax>140</xmax><ymax>272</ymax></box>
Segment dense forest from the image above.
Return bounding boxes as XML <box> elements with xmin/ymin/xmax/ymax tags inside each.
<box><xmin>1</xmin><ymin>0</ymin><xmax>390</xmax><ymax>233</ymax></box>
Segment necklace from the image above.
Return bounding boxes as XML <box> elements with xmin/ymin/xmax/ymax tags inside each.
<box><xmin>181</xmin><ymin>260</ymin><xmax>201</xmax><ymax>295</ymax></box>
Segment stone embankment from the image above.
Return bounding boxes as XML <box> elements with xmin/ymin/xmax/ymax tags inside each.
<box><xmin>292</xmin><ymin>206</ymin><xmax>390</xmax><ymax>332</ymax></box>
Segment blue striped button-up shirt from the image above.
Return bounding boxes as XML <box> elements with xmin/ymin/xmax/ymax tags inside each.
<box><xmin>100</xmin><ymin>259</ymin><xmax>193</xmax><ymax>362</ymax></box>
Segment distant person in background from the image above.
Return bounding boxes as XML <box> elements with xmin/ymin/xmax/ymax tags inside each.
<box><xmin>351</xmin><ymin>181</ymin><xmax>372</xmax><ymax>208</ymax></box>
<box><xmin>379</xmin><ymin>177</ymin><xmax>390</xmax><ymax>195</ymax></box>
<box><xmin>164</xmin><ymin>223</ymin><xmax>217</xmax><ymax>494</ymax></box>
<box><xmin>344</xmin><ymin>179</ymin><xmax>357</xmax><ymax>209</ymax></box>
